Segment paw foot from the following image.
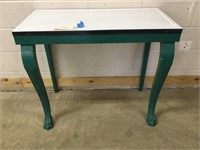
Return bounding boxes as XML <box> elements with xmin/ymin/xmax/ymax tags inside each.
<box><xmin>44</xmin><ymin>117</ymin><xmax>54</xmax><ymax>130</ymax></box>
<box><xmin>146</xmin><ymin>114</ymin><xmax>157</xmax><ymax>127</ymax></box>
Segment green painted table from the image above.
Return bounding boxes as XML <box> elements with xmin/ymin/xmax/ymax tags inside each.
<box><xmin>12</xmin><ymin>8</ymin><xmax>182</xmax><ymax>130</ymax></box>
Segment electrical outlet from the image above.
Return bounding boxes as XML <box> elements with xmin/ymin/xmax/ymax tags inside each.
<box><xmin>179</xmin><ymin>41</ymin><xmax>192</xmax><ymax>50</ymax></box>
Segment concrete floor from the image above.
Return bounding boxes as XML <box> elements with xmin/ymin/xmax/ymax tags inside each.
<box><xmin>0</xmin><ymin>88</ymin><xmax>199</xmax><ymax>149</ymax></box>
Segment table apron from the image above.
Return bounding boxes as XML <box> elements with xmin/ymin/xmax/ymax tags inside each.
<box><xmin>13</xmin><ymin>33</ymin><xmax>181</xmax><ymax>45</ymax></box>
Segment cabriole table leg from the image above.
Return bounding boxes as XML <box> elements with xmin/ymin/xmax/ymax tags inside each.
<box><xmin>139</xmin><ymin>42</ymin><xmax>151</xmax><ymax>91</ymax></box>
<box><xmin>21</xmin><ymin>45</ymin><xmax>54</xmax><ymax>130</ymax></box>
<box><xmin>44</xmin><ymin>44</ymin><xmax>59</xmax><ymax>93</ymax></box>
<box><xmin>146</xmin><ymin>42</ymin><xmax>175</xmax><ymax>126</ymax></box>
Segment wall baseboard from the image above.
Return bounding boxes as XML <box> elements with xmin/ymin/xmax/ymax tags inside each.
<box><xmin>0</xmin><ymin>76</ymin><xmax>199</xmax><ymax>91</ymax></box>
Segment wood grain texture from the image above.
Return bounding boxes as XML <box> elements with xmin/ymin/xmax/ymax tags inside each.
<box><xmin>0</xmin><ymin>76</ymin><xmax>199</xmax><ymax>89</ymax></box>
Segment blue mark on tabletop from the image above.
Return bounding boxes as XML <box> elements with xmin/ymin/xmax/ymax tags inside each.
<box><xmin>77</xmin><ymin>21</ymin><xmax>84</xmax><ymax>28</ymax></box>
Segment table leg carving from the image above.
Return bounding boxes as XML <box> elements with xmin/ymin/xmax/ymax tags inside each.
<box><xmin>21</xmin><ymin>45</ymin><xmax>54</xmax><ymax>130</ymax></box>
<box><xmin>139</xmin><ymin>42</ymin><xmax>151</xmax><ymax>91</ymax></box>
<box><xmin>146</xmin><ymin>42</ymin><xmax>175</xmax><ymax>126</ymax></box>
<box><xmin>44</xmin><ymin>44</ymin><xmax>59</xmax><ymax>93</ymax></box>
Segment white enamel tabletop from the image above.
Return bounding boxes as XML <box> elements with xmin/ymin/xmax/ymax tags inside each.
<box><xmin>13</xmin><ymin>8</ymin><xmax>182</xmax><ymax>32</ymax></box>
